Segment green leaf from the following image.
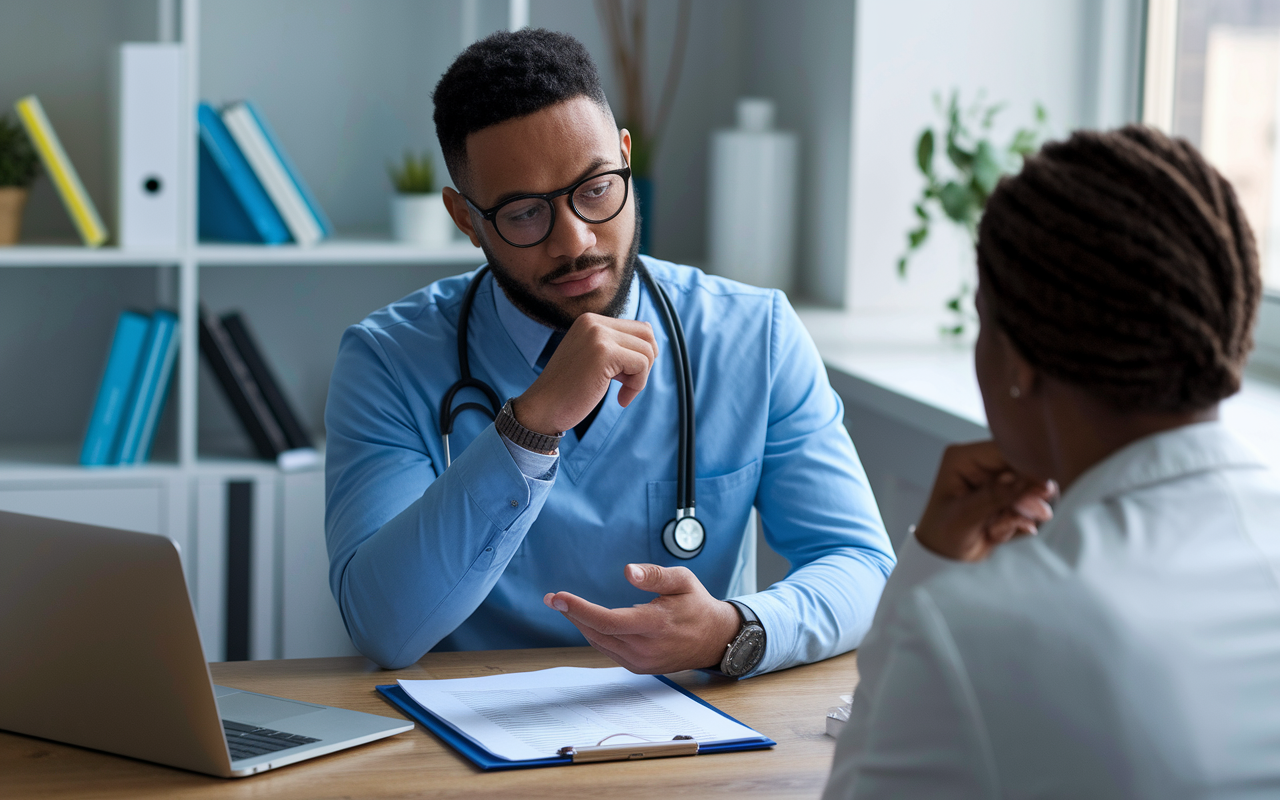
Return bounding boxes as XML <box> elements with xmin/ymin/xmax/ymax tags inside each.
<box><xmin>939</xmin><ymin>181</ymin><xmax>975</xmax><ymax>223</ymax></box>
<box><xmin>897</xmin><ymin>256</ymin><xmax>908</xmax><ymax>278</ymax></box>
<box><xmin>972</xmin><ymin>140</ymin><xmax>1003</xmax><ymax>194</ymax></box>
<box><xmin>946</xmin><ymin>296</ymin><xmax>962</xmax><ymax>312</ymax></box>
<box><xmin>916</xmin><ymin>129</ymin><xmax>935</xmax><ymax>177</ymax></box>
<box><xmin>908</xmin><ymin>225</ymin><xmax>929</xmax><ymax>249</ymax></box>
<box><xmin>980</xmin><ymin>102</ymin><xmax>1005</xmax><ymax>130</ymax></box>
<box><xmin>914</xmin><ymin>203</ymin><xmax>930</xmax><ymax>222</ymax></box>
<box><xmin>1035</xmin><ymin>103</ymin><xmax>1047</xmax><ymax>124</ymax></box>
<box><xmin>946</xmin><ymin>138</ymin><xmax>974</xmax><ymax>172</ymax></box>
<box><xmin>1009</xmin><ymin>128</ymin><xmax>1038</xmax><ymax>157</ymax></box>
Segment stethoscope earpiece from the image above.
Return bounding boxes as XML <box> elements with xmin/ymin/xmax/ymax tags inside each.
<box><xmin>444</xmin><ymin>263</ymin><xmax>705</xmax><ymax>559</ymax></box>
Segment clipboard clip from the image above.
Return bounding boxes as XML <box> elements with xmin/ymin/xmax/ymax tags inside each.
<box><xmin>557</xmin><ymin>734</ymin><xmax>699</xmax><ymax>763</ymax></box>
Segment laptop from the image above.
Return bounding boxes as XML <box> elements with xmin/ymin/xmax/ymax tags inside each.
<box><xmin>0</xmin><ymin>509</ymin><xmax>413</xmax><ymax>777</ymax></box>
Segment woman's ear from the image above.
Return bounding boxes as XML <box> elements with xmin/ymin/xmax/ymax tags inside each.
<box><xmin>998</xmin><ymin>326</ymin><xmax>1038</xmax><ymax>400</ymax></box>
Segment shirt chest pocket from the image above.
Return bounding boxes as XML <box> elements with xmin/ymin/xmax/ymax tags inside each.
<box><xmin>646</xmin><ymin>460</ymin><xmax>761</xmax><ymax>597</ymax></box>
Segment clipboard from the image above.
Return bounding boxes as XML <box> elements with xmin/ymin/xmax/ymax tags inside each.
<box><xmin>376</xmin><ymin>675</ymin><xmax>776</xmax><ymax>771</ymax></box>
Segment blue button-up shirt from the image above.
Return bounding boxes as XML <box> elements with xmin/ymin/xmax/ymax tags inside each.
<box><xmin>324</xmin><ymin>256</ymin><xmax>895</xmax><ymax>671</ymax></box>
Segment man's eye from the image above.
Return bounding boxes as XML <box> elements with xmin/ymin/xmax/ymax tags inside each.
<box><xmin>502</xmin><ymin>203</ymin><xmax>545</xmax><ymax>224</ymax></box>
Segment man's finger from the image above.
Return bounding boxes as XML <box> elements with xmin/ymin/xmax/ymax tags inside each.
<box><xmin>546</xmin><ymin>589</ymin><xmax>654</xmax><ymax>635</ymax></box>
<box><xmin>566</xmin><ymin>620</ymin><xmax>642</xmax><ymax>671</ymax></box>
<box><xmin>625</xmin><ymin>563</ymin><xmax>697</xmax><ymax>596</ymax></box>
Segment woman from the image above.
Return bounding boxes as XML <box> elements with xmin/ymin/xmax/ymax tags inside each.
<box><xmin>824</xmin><ymin>126</ymin><xmax>1280</xmax><ymax>799</ymax></box>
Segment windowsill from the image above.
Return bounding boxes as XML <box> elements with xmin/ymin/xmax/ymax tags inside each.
<box><xmin>798</xmin><ymin>307</ymin><xmax>1280</xmax><ymax>470</ymax></box>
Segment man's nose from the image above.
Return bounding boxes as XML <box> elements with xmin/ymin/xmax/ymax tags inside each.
<box><xmin>543</xmin><ymin>196</ymin><xmax>596</xmax><ymax>260</ymax></box>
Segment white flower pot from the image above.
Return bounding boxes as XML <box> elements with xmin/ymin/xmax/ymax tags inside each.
<box><xmin>391</xmin><ymin>193</ymin><xmax>452</xmax><ymax>247</ymax></box>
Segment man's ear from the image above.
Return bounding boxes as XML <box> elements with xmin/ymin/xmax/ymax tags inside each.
<box><xmin>442</xmin><ymin>186</ymin><xmax>481</xmax><ymax>248</ymax></box>
<box><xmin>620</xmin><ymin>128</ymin><xmax>632</xmax><ymax>166</ymax></box>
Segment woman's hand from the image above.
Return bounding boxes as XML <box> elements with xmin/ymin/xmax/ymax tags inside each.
<box><xmin>914</xmin><ymin>441</ymin><xmax>1057</xmax><ymax>562</ymax></box>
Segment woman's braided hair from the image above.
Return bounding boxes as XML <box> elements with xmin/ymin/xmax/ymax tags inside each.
<box><xmin>976</xmin><ymin>125</ymin><xmax>1262</xmax><ymax>413</ymax></box>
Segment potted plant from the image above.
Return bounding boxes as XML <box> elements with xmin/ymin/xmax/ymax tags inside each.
<box><xmin>0</xmin><ymin>112</ymin><xmax>38</xmax><ymax>246</ymax></box>
<box><xmin>898</xmin><ymin>91</ymin><xmax>1046</xmax><ymax>335</ymax></box>
<box><xmin>388</xmin><ymin>150</ymin><xmax>452</xmax><ymax>247</ymax></box>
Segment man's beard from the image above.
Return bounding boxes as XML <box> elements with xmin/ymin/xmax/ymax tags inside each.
<box><xmin>483</xmin><ymin>211</ymin><xmax>642</xmax><ymax>331</ymax></box>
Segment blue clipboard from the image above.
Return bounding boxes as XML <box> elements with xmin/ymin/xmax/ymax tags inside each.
<box><xmin>376</xmin><ymin>675</ymin><xmax>776</xmax><ymax>771</ymax></box>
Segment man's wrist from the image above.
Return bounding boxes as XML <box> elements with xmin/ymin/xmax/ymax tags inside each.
<box><xmin>509</xmin><ymin>394</ymin><xmax>562</xmax><ymax>440</ymax></box>
<box><xmin>704</xmin><ymin>600</ymin><xmax>744</xmax><ymax>669</ymax></box>
<box><xmin>498</xmin><ymin>398</ymin><xmax>561</xmax><ymax>455</ymax></box>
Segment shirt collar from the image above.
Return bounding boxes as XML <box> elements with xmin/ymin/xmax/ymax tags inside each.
<box><xmin>491</xmin><ymin>266</ymin><xmax>641</xmax><ymax>369</ymax></box>
<box><xmin>1047</xmin><ymin>420</ymin><xmax>1266</xmax><ymax>527</ymax></box>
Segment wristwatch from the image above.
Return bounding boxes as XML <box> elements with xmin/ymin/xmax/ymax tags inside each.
<box><xmin>495</xmin><ymin>399</ymin><xmax>562</xmax><ymax>455</ymax></box>
<box><xmin>719</xmin><ymin>600</ymin><xmax>766</xmax><ymax>677</ymax></box>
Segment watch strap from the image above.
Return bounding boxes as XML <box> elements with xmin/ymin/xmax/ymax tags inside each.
<box><xmin>495</xmin><ymin>399</ymin><xmax>562</xmax><ymax>455</ymax></box>
<box><xmin>727</xmin><ymin>599</ymin><xmax>761</xmax><ymax>627</ymax></box>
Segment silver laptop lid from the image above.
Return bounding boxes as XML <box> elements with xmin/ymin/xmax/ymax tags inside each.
<box><xmin>0</xmin><ymin>510</ymin><xmax>231</xmax><ymax>776</ymax></box>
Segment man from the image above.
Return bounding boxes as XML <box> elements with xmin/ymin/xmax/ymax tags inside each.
<box><xmin>324</xmin><ymin>28</ymin><xmax>893</xmax><ymax>675</ymax></box>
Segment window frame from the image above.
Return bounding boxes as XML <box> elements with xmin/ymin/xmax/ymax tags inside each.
<box><xmin>1142</xmin><ymin>0</ymin><xmax>1280</xmax><ymax>370</ymax></box>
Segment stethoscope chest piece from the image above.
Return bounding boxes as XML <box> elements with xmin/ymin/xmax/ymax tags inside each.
<box><xmin>662</xmin><ymin>514</ymin><xmax>705</xmax><ymax>559</ymax></box>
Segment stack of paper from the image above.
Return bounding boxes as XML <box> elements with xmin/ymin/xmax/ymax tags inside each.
<box><xmin>385</xmin><ymin>666</ymin><xmax>774</xmax><ymax>768</ymax></box>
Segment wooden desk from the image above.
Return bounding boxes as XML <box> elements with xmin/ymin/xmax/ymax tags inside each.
<box><xmin>1</xmin><ymin>648</ymin><xmax>858</xmax><ymax>799</ymax></box>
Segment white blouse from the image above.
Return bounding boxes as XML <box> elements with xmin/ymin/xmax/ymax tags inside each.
<box><xmin>824</xmin><ymin>421</ymin><xmax>1280</xmax><ymax>799</ymax></box>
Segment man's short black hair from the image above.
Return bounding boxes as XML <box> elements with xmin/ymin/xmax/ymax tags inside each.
<box><xmin>433</xmin><ymin>28</ymin><xmax>612</xmax><ymax>189</ymax></box>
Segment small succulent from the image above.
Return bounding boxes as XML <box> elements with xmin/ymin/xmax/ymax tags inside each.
<box><xmin>0</xmin><ymin>113</ymin><xmax>39</xmax><ymax>188</ymax></box>
<box><xmin>388</xmin><ymin>150</ymin><xmax>436</xmax><ymax>194</ymax></box>
<box><xmin>898</xmin><ymin>91</ymin><xmax>1047</xmax><ymax>336</ymax></box>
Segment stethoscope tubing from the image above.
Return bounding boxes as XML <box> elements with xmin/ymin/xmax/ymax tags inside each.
<box><xmin>441</xmin><ymin>265</ymin><xmax>502</xmax><ymax>468</ymax></box>
<box><xmin>637</xmin><ymin>264</ymin><xmax>696</xmax><ymax>513</ymax></box>
<box><xmin>440</xmin><ymin>263</ymin><xmax>699</xmax><ymax>542</ymax></box>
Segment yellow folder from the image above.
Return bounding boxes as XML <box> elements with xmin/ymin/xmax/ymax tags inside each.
<box><xmin>14</xmin><ymin>95</ymin><xmax>108</xmax><ymax>247</ymax></box>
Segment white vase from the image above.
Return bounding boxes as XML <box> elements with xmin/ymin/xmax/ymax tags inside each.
<box><xmin>391</xmin><ymin>193</ymin><xmax>452</xmax><ymax>247</ymax></box>
<box><xmin>707</xmin><ymin>98</ymin><xmax>799</xmax><ymax>292</ymax></box>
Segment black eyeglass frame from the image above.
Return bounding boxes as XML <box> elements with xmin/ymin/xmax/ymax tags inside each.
<box><xmin>463</xmin><ymin>159</ymin><xmax>633</xmax><ymax>249</ymax></box>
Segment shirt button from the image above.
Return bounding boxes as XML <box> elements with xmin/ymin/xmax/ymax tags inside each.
<box><xmin>510</xmin><ymin>500</ymin><xmax>519</xmax><ymax>508</ymax></box>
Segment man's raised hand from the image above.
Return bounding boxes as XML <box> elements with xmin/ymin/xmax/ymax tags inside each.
<box><xmin>512</xmin><ymin>314</ymin><xmax>658</xmax><ymax>437</ymax></box>
<box><xmin>543</xmin><ymin>564</ymin><xmax>742</xmax><ymax>675</ymax></box>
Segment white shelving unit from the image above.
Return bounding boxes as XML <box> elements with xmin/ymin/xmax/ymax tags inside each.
<box><xmin>0</xmin><ymin>0</ymin><xmax>495</xmax><ymax>662</ymax></box>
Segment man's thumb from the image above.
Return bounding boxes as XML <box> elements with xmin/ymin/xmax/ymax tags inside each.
<box><xmin>626</xmin><ymin>563</ymin><xmax>693</xmax><ymax>595</ymax></box>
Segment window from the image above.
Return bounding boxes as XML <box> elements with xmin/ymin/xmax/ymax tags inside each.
<box><xmin>1146</xmin><ymin>0</ymin><xmax>1280</xmax><ymax>362</ymax></box>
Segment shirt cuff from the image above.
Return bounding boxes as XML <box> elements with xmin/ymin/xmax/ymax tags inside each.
<box><xmin>499</xmin><ymin>430</ymin><xmax>559</xmax><ymax>481</ymax></box>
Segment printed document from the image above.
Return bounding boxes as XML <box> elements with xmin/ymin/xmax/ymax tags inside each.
<box><xmin>398</xmin><ymin>666</ymin><xmax>764</xmax><ymax>761</ymax></box>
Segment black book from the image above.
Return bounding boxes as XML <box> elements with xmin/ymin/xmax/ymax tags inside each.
<box><xmin>198</xmin><ymin>306</ymin><xmax>289</xmax><ymax>460</ymax></box>
<box><xmin>220</xmin><ymin>312</ymin><xmax>313</xmax><ymax>451</ymax></box>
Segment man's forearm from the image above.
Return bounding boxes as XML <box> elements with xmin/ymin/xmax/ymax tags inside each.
<box><xmin>327</xmin><ymin>425</ymin><xmax>554</xmax><ymax>668</ymax></box>
<box><xmin>735</xmin><ymin>548</ymin><xmax>895</xmax><ymax>675</ymax></box>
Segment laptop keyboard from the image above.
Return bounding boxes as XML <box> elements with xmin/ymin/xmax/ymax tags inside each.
<box><xmin>223</xmin><ymin>719</ymin><xmax>321</xmax><ymax>762</ymax></box>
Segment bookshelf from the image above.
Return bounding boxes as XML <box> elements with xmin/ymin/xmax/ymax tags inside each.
<box><xmin>0</xmin><ymin>0</ymin><xmax>501</xmax><ymax>662</ymax></box>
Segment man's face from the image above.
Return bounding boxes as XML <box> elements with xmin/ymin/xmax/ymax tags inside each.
<box><xmin>453</xmin><ymin>96</ymin><xmax>639</xmax><ymax>330</ymax></box>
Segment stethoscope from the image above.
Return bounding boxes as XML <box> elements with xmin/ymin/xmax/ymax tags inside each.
<box><xmin>439</xmin><ymin>263</ymin><xmax>706</xmax><ymax>559</ymax></box>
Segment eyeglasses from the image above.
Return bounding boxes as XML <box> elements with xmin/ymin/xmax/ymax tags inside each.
<box><xmin>464</xmin><ymin>161</ymin><xmax>632</xmax><ymax>248</ymax></box>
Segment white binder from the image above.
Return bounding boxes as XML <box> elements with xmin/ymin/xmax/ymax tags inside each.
<box><xmin>115</xmin><ymin>43</ymin><xmax>182</xmax><ymax>251</ymax></box>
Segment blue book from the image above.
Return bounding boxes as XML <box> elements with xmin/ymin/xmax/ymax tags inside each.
<box><xmin>130</xmin><ymin>310</ymin><xmax>180</xmax><ymax>464</ymax></box>
<box><xmin>238</xmin><ymin>100</ymin><xmax>332</xmax><ymax>238</ymax></box>
<box><xmin>112</xmin><ymin>310</ymin><xmax>179</xmax><ymax>465</ymax></box>
<box><xmin>80</xmin><ymin>311</ymin><xmax>151</xmax><ymax>466</ymax></box>
<box><xmin>197</xmin><ymin>102</ymin><xmax>290</xmax><ymax>244</ymax></box>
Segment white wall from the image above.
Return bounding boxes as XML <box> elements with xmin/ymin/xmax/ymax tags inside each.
<box><xmin>844</xmin><ymin>0</ymin><xmax>1143</xmax><ymax>318</ymax></box>
<box><xmin>744</xmin><ymin>0</ymin><xmax>857</xmax><ymax>304</ymax></box>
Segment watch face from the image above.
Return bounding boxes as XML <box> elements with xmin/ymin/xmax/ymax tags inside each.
<box><xmin>724</xmin><ymin>626</ymin><xmax>765</xmax><ymax>676</ymax></box>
